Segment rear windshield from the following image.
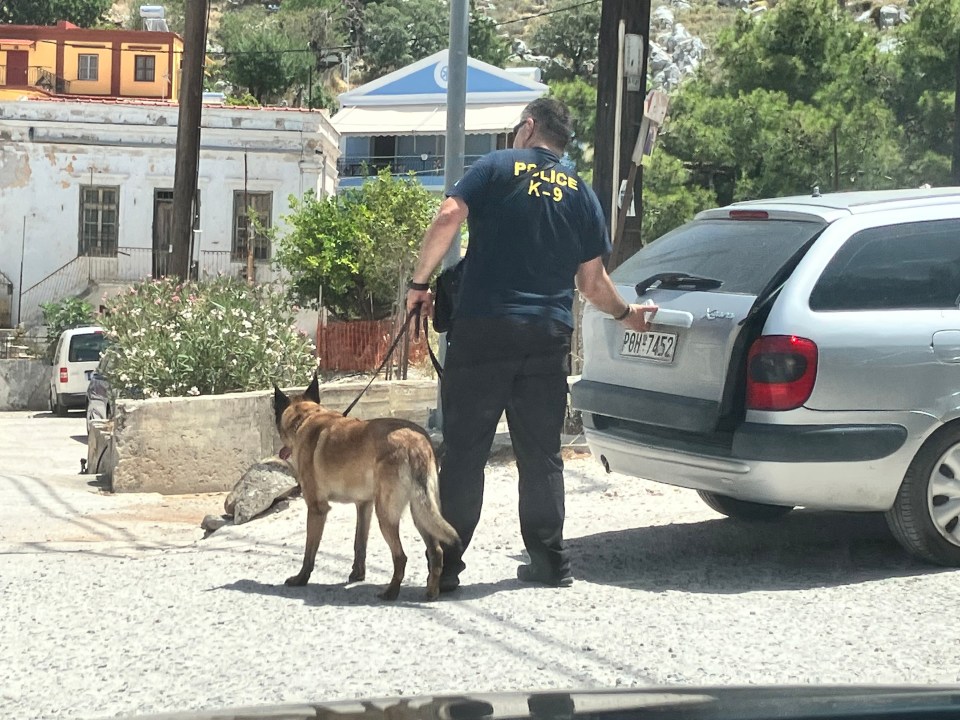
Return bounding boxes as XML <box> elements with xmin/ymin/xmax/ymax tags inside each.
<box><xmin>68</xmin><ymin>332</ymin><xmax>108</xmax><ymax>363</ymax></box>
<box><xmin>610</xmin><ymin>218</ymin><xmax>824</xmax><ymax>295</ymax></box>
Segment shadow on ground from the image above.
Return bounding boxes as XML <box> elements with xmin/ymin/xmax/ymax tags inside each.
<box><xmin>568</xmin><ymin>510</ymin><xmax>954</xmax><ymax>593</ymax></box>
<box><xmin>215</xmin><ymin>576</ymin><xmax>521</xmax><ymax>606</ymax></box>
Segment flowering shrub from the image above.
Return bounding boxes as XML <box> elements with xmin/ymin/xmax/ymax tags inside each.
<box><xmin>100</xmin><ymin>277</ymin><xmax>316</xmax><ymax>399</ymax></box>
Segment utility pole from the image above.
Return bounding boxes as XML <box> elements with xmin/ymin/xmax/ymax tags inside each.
<box><xmin>171</xmin><ymin>0</ymin><xmax>208</xmax><ymax>280</ymax></box>
<box><xmin>593</xmin><ymin>0</ymin><xmax>651</xmax><ymax>271</ymax></box>
<box><xmin>433</xmin><ymin>0</ymin><xmax>469</xmax><ymax>430</ymax></box>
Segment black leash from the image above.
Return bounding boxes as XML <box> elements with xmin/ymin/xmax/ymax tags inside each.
<box><xmin>342</xmin><ymin>305</ymin><xmax>443</xmax><ymax>417</ymax></box>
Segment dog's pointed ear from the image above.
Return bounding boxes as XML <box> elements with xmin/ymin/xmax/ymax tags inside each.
<box><xmin>305</xmin><ymin>372</ymin><xmax>321</xmax><ymax>404</ymax></box>
<box><xmin>273</xmin><ymin>384</ymin><xmax>290</xmax><ymax>426</ymax></box>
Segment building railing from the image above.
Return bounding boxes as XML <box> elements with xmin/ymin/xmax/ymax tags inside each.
<box><xmin>337</xmin><ymin>154</ymin><xmax>486</xmax><ymax>178</ymax></box>
<box><xmin>0</xmin><ymin>65</ymin><xmax>70</xmax><ymax>92</ymax></box>
<box><xmin>18</xmin><ymin>246</ymin><xmax>283</xmax><ymax>327</ymax></box>
<box><xmin>198</xmin><ymin>250</ymin><xmax>281</xmax><ymax>283</ymax></box>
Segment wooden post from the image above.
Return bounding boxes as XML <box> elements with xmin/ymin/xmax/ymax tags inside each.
<box><xmin>171</xmin><ymin>0</ymin><xmax>208</xmax><ymax>280</ymax></box>
<box><xmin>594</xmin><ymin>0</ymin><xmax>652</xmax><ymax>271</ymax></box>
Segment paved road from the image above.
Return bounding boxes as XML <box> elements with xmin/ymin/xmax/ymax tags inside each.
<box><xmin>1</xmin><ymin>410</ymin><xmax>959</xmax><ymax>720</ymax></box>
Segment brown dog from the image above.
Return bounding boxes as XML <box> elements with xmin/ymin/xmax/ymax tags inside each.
<box><xmin>273</xmin><ymin>375</ymin><xmax>459</xmax><ymax>600</ymax></box>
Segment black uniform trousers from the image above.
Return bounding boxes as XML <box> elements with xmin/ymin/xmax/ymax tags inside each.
<box><xmin>438</xmin><ymin>315</ymin><xmax>572</xmax><ymax>580</ymax></box>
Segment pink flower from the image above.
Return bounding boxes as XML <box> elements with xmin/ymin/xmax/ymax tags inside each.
<box><xmin>171</xmin><ymin>295</ymin><xmax>181</xmax><ymax>303</ymax></box>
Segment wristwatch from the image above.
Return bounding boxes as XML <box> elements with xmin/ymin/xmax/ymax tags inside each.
<box><xmin>407</xmin><ymin>280</ymin><xmax>429</xmax><ymax>291</ymax></box>
<box><xmin>613</xmin><ymin>305</ymin><xmax>631</xmax><ymax>321</ymax></box>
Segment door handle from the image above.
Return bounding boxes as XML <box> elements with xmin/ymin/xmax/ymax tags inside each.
<box><xmin>932</xmin><ymin>330</ymin><xmax>960</xmax><ymax>363</ymax></box>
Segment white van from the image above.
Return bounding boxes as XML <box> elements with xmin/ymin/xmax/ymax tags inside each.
<box><xmin>48</xmin><ymin>326</ymin><xmax>108</xmax><ymax>416</ymax></box>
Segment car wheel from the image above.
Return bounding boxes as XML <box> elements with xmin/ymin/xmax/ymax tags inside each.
<box><xmin>885</xmin><ymin>426</ymin><xmax>960</xmax><ymax>566</ymax></box>
<box><xmin>51</xmin><ymin>390</ymin><xmax>68</xmax><ymax>417</ymax></box>
<box><xmin>697</xmin><ymin>490</ymin><xmax>794</xmax><ymax>521</ymax></box>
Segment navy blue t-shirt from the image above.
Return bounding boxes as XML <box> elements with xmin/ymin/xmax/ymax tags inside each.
<box><xmin>446</xmin><ymin>147</ymin><xmax>611</xmax><ymax>329</ymax></box>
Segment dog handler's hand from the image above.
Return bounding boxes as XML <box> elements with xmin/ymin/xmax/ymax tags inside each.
<box><xmin>620</xmin><ymin>303</ymin><xmax>659</xmax><ymax>333</ymax></box>
<box><xmin>406</xmin><ymin>288</ymin><xmax>433</xmax><ymax>325</ymax></box>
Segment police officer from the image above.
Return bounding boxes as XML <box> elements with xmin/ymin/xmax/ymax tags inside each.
<box><xmin>406</xmin><ymin>98</ymin><xmax>657</xmax><ymax>592</ymax></box>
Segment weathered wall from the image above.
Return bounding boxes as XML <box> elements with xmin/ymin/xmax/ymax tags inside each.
<box><xmin>0</xmin><ymin>359</ymin><xmax>49</xmax><ymax>411</ymax></box>
<box><xmin>0</xmin><ymin>100</ymin><xmax>341</xmax><ymax>324</ymax></box>
<box><xmin>108</xmin><ymin>380</ymin><xmax>436</xmax><ymax>494</ymax></box>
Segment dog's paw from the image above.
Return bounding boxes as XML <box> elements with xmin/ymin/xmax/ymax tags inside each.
<box><xmin>424</xmin><ymin>588</ymin><xmax>440</xmax><ymax>601</ymax></box>
<box><xmin>285</xmin><ymin>574</ymin><xmax>309</xmax><ymax>587</ymax></box>
<box><xmin>348</xmin><ymin>568</ymin><xmax>365</xmax><ymax>583</ymax></box>
<box><xmin>378</xmin><ymin>585</ymin><xmax>400</xmax><ymax>601</ymax></box>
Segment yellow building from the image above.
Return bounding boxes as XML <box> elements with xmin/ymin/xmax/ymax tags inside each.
<box><xmin>0</xmin><ymin>21</ymin><xmax>183</xmax><ymax>100</ymax></box>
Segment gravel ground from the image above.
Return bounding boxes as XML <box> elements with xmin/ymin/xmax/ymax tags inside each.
<box><xmin>2</xmin><ymin>411</ymin><xmax>960</xmax><ymax>720</ymax></box>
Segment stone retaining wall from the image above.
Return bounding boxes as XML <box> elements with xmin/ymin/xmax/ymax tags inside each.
<box><xmin>0</xmin><ymin>359</ymin><xmax>49</xmax><ymax>411</ymax></box>
<box><xmin>106</xmin><ymin>380</ymin><xmax>437</xmax><ymax>494</ymax></box>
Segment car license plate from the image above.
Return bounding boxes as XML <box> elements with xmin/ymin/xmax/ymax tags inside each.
<box><xmin>620</xmin><ymin>330</ymin><xmax>677</xmax><ymax>363</ymax></box>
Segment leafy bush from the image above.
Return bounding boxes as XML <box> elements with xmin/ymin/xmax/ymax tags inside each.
<box><xmin>274</xmin><ymin>168</ymin><xmax>439</xmax><ymax>320</ymax></box>
<box><xmin>100</xmin><ymin>277</ymin><xmax>316</xmax><ymax>399</ymax></box>
<box><xmin>40</xmin><ymin>297</ymin><xmax>96</xmax><ymax>360</ymax></box>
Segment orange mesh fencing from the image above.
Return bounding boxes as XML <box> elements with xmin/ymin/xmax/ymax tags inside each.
<box><xmin>316</xmin><ymin>318</ymin><xmax>429</xmax><ymax>373</ymax></box>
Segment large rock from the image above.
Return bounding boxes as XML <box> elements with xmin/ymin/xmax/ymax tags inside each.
<box><xmin>649</xmin><ymin>42</ymin><xmax>673</xmax><ymax>73</ymax></box>
<box><xmin>651</xmin><ymin>6</ymin><xmax>675</xmax><ymax>31</ymax></box>
<box><xmin>225</xmin><ymin>458</ymin><xmax>299</xmax><ymax>525</ymax></box>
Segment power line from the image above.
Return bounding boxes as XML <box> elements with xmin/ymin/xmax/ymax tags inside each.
<box><xmin>213</xmin><ymin>0</ymin><xmax>601</xmax><ymax>59</ymax></box>
<box><xmin>495</xmin><ymin>0</ymin><xmax>601</xmax><ymax>29</ymax></box>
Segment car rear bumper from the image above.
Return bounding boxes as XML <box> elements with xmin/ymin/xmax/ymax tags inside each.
<box><xmin>580</xmin><ymin>415</ymin><xmax>925</xmax><ymax>512</ymax></box>
<box><xmin>56</xmin><ymin>392</ymin><xmax>88</xmax><ymax>409</ymax></box>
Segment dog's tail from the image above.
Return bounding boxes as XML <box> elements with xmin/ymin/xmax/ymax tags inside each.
<box><xmin>408</xmin><ymin>446</ymin><xmax>460</xmax><ymax>548</ymax></box>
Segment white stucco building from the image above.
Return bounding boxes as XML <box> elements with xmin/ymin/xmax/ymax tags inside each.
<box><xmin>0</xmin><ymin>96</ymin><xmax>340</xmax><ymax>326</ymax></box>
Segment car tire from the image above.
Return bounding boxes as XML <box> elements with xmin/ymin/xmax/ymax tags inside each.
<box><xmin>885</xmin><ymin>426</ymin><xmax>960</xmax><ymax>566</ymax></box>
<box><xmin>697</xmin><ymin>490</ymin><xmax>794</xmax><ymax>521</ymax></box>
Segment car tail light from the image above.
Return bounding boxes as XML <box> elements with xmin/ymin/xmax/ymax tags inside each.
<box><xmin>746</xmin><ymin>335</ymin><xmax>818</xmax><ymax>411</ymax></box>
<box><xmin>59</xmin><ymin>367</ymin><xmax>69</xmax><ymax>384</ymax></box>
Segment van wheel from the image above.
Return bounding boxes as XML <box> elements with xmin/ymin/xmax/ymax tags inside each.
<box><xmin>50</xmin><ymin>391</ymin><xmax>68</xmax><ymax>417</ymax></box>
<box><xmin>697</xmin><ymin>490</ymin><xmax>794</xmax><ymax>521</ymax></box>
<box><xmin>885</xmin><ymin>427</ymin><xmax>960</xmax><ymax>566</ymax></box>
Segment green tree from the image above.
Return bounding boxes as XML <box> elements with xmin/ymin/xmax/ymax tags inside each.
<box><xmin>718</xmin><ymin>0</ymin><xmax>891</xmax><ymax>106</ymax></box>
<box><xmin>217</xmin><ymin>7</ymin><xmax>313</xmax><ymax>104</ymax></box>
<box><xmin>530</xmin><ymin>0</ymin><xmax>600</xmax><ymax>81</ymax></box>
<box><xmin>40</xmin><ymin>297</ymin><xmax>95</xmax><ymax>361</ymax></box>
<box><xmin>274</xmin><ymin>169</ymin><xmax>439</xmax><ymax>320</ymax></box>
<box><xmin>360</xmin><ymin>0</ymin><xmax>511</xmax><ymax>80</ymax></box>
<box><xmin>893</xmin><ymin>0</ymin><xmax>960</xmax><ymax>184</ymax></box>
<box><xmin>361</xmin><ymin>0</ymin><xmax>447</xmax><ymax>80</ymax></box>
<box><xmin>653</xmin><ymin>0</ymin><xmax>907</xmax><ymax>213</ymax></box>
<box><xmin>549</xmin><ymin>77</ymin><xmax>597</xmax><ymax>175</ymax></box>
<box><xmin>641</xmin><ymin>151</ymin><xmax>715</xmax><ymax>244</ymax></box>
<box><xmin>468</xmin><ymin>0</ymin><xmax>511</xmax><ymax>68</ymax></box>
<box><xmin>1</xmin><ymin>0</ymin><xmax>110</xmax><ymax>27</ymax></box>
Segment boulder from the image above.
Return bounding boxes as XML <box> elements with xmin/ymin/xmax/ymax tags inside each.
<box><xmin>225</xmin><ymin>458</ymin><xmax>299</xmax><ymax>525</ymax></box>
<box><xmin>649</xmin><ymin>42</ymin><xmax>673</xmax><ymax>73</ymax></box>
<box><xmin>651</xmin><ymin>6</ymin><xmax>675</xmax><ymax>31</ymax></box>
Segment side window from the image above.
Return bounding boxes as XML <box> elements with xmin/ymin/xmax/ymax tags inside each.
<box><xmin>809</xmin><ymin>219</ymin><xmax>960</xmax><ymax>311</ymax></box>
<box><xmin>232</xmin><ymin>191</ymin><xmax>273</xmax><ymax>262</ymax></box>
<box><xmin>79</xmin><ymin>185</ymin><xmax>119</xmax><ymax>257</ymax></box>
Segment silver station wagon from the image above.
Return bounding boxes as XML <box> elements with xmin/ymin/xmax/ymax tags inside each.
<box><xmin>572</xmin><ymin>188</ymin><xmax>960</xmax><ymax>565</ymax></box>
